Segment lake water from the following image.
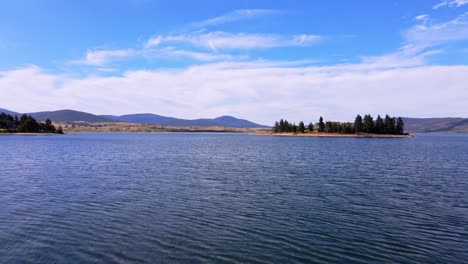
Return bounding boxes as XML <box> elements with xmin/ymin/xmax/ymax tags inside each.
<box><xmin>1</xmin><ymin>133</ymin><xmax>467</xmax><ymax>263</ymax></box>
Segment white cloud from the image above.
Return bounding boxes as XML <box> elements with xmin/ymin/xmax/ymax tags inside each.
<box><xmin>191</xmin><ymin>9</ymin><xmax>277</xmax><ymax>28</ymax></box>
<box><xmin>1</xmin><ymin>60</ymin><xmax>467</xmax><ymax>124</ymax></box>
<box><xmin>405</xmin><ymin>12</ymin><xmax>468</xmax><ymax>45</ymax></box>
<box><xmin>77</xmin><ymin>49</ymin><xmax>136</xmax><ymax>66</ymax></box>
<box><xmin>156</xmin><ymin>47</ymin><xmax>242</xmax><ymax>61</ymax></box>
<box><xmin>433</xmin><ymin>0</ymin><xmax>468</xmax><ymax>9</ymax></box>
<box><xmin>413</xmin><ymin>14</ymin><xmax>429</xmax><ymax>24</ymax></box>
<box><xmin>145</xmin><ymin>31</ymin><xmax>321</xmax><ymax>51</ymax></box>
<box><xmin>291</xmin><ymin>34</ymin><xmax>322</xmax><ymax>46</ymax></box>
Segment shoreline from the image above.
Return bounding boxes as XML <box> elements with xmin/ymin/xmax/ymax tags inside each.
<box><xmin>254</xmin><ymin>132</ymin><xmax>414</xmax><ymax>138</ymax></box>
<box><xmin>0</xmin><ymin>132</ymin><xmax>60</xmax><ymax>136</ymax></box>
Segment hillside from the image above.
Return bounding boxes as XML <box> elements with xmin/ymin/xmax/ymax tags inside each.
<box><xmin>0</xmin><ymin>108</ymin><xmax>268</xmax><ymax>128</ymax></box>
<box><xmin>0</xmin><ymin>108</ymin><xmax>20</xmax><ymax>117</ymax></box>
<box><xmin>28</xmin><ymin>110</ymin><xmax>111</xmax><ymax>123</ymax></box>
<box><xmin>100</xmin><ymin>114</ymin><xmax>268</xmax><ymax>128</ymax></box>
<box><xmin>403</xmin><ymin>117</ymin><xmax>468</xmax><ymax>133</ymax></box>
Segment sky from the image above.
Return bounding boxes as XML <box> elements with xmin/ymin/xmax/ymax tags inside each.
<box><xmin>0</xmin><ymin>0</ymin><xmax>467</xmax><ymax>124</ymax></box>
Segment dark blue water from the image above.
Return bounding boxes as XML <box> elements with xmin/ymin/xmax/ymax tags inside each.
<box><xmin>1</xmin><ymin>133</ymin><xmax>467</xmax><ymax>263</ymax></box>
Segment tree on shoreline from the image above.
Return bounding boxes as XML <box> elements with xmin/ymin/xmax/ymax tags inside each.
<box><xmin>307</xmin><ymin>122</ymin><xmax>314</xmax><ymax>133</ymax></box>
<box><xmin>272</xmin><ymin>114</ymin><xmax>405</xmax><ymax>135</ymax></box>
<box><xmin>375</xmin><ymin>115</ymin><xmax>384</xmax><ymax>134</ymax></box>
<box><xmin>353</xmin><ymin>114</ymin><xmax>363</xmax><ymax>133</ymax></box>
<box><xmin>318</xmin><ymin>116</ymin><xmax>325</xmax><ymax>132</ymax></box>
<box><xmin>396</xmin><ymin>117</ymin><xmax>404</xmax><ymax>135</ymax></box>
<box><xmin>0</xmin><ymin>112</ymin><xmax>63</xmax><ymax>134</ymax></box>
<box><xmin>298</xmin><ymin>121</ymin><xmax>305</xmax><ymax>133</ymax></box>
<box><xmin>363</xmin><ymin>114</ymin><xmax>375</xmax><ymax>133</ymax></box>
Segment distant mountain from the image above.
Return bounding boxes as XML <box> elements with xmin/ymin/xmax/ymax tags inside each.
<box><xmin>101</xmin><ymin>113</ymin><xmax>268</xmax><ymax>128</ymax></box>
<box><xmin>2</xmin><ymin>108</ymin><xmax>467</xmax><ymax>131</ymax></box>
<box><xmin>0</xmin><ymin>107</ymin><xmax>267</xmax><ymax>128</ymax></box>
<box><xmin>403</xmin><ymin>117</ymin><xmax>468</xmax><ymax>133</ymax></box>
<box><xmin>212</xmin><ymin>115</ymin><xmax>268</xmax><ymax>128</ymax></box>
<box><xmin>0</xmin><ymin>108</ymin><xmax>20</xmax><ymax>117</ymax></box>
<box><xmin>27</xmin><ymin>110</ymin><xmax>111</xmax><ymax>123</ymax></box>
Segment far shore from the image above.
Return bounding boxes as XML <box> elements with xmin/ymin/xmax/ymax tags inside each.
<box><xmin>0</xmin><ymin>132</ymin><xmax>60</xmax><ymax>136</ymax></box>
<box><xmin>254</xmin><ymin>132</ymin><xmax>414</xmax><ymax>138</ymax></box>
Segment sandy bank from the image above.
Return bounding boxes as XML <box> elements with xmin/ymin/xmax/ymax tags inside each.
<box><xmin>254</xmin><ymin>132</ymin><xmax>413</xmax><ymax>138</ymax></box>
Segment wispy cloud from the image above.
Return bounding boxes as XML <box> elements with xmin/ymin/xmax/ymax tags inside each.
<box><xmin>413</xmin><ymin>14</ymin><xmax>429</xmax><ymax>24</ymax></box>
<box><xmin>191</xmin><ymin>9</ymin><xmax>278</xmax><ymax>28</ymax></box>
<box><xmin>433</xmin><ymin>0</ymin><xmax>468</xmax><ymax>9</ymax></box>
<box><xmin>77</xmin><ymin>49</ymin><xmax>136</xmax><ymax>66</ymax></box>
<box><xmin>405</xmin><ymin>12</ymin><xmax>468</xmax><ymax>45</ymax></box>
<box><xmin>154</xmin><ymin>47</ymin><xmax>243</xmax><ymax>61</ymax></box>
<box><xmin>145</xmin><ymin>32</ymin><xmax>321</xmax><ymax>51</ymax></box>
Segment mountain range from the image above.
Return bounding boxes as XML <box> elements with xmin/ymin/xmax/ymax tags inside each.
<box><xmin>0</xmin><ymin>108</ymin><xmax>268</xmax><ymax>128</ymax></box>
<box><xmin>2</xmin><ymin>108</ymin><xmax>468</xmax><ymax>132</ymax></box>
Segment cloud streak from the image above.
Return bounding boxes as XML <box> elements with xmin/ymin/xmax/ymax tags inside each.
<box><xmin>190</xmin><ymin>9</ymin><xmax>278</xmax><ymax>28</ymax></box>
<box><xmin>145</xmin><ymin>32</ymin><xmax>321</xmax><ymax>51</ymax></box>
<box><xmin>433</xmin><ymin>0</ymin><xmax>468</xmax><ymax>9</ymax></box>
<box><xmin>76</xmin><ymin>49</ymin><xmax>136</xmax><ymax>66</ymax></box>
<box><xmin>405</xmin><ymin>12</ymin><xmax>468</xmax><ymax>46</ymax></box>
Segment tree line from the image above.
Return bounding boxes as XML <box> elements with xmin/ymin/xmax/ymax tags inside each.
<box><xmin>273</xmin><ymin>114</ymin><xmax>405</xmax><ymax>135</ymax></box>
<box><xmin>0</xmin><ymin>112</ymin><xmax>63</xmax><ymax>134</ymax></box>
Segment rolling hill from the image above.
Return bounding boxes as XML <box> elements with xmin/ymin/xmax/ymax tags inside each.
<box><xmin>101</xmin><ymin>114</ymin><xmax>268</xmax><ymax>128</ymax></box>
<box><xmin>27</xmin><ymin>110</ymin><xmax>111</xmax><ymax>123</ymax></box>
<box><xmin>403</xmin><ymin>117</ymin><xmax>468</xmax><ymax>133</ymax></box>
<box><xmin>0</xmin><ymin>108</ymin><xmax>20</xmax><ymax>117</ymax></box>
<box><xmin>0</xmin><ymin>108</ymin><xmax>268</xmax><ymax>128</ymax></box>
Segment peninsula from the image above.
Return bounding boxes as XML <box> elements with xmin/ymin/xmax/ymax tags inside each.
<box><xmin>261</xmin><ymin>114</ymin><xmax>412</xmax><ymax>138</ymax></box>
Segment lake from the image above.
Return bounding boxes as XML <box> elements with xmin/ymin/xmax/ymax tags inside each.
<box><xmin>1</xmin><ymin>133</ymin><xmax>467</xmax><ymax>263</ymax></box>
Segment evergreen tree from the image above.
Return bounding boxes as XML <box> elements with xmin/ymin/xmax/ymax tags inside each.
<box><xmin>273</xmin><ymin>121</ymin><xmax>279</xmax><ymax>133</ymax></box>
<box><xmin>307</xmin><ymin>122</ymin><xmax>314</xmax><ymax>133</ymax></box>
<box><xmin>384</xmin><ymin>115</ymin><xmax>395</xmax><ymax>134</ymax></box>
<box><xmin>375</xmin><ymin>115</ymin><xmax>384</xmax><ymax>134</ymax></box>
<box><xmin>395</xmin><ymin>117</ymin><xmax>404</xmax><ymax>135</ymax></box>
<box><xmin>298</xmin><ymin>121</ymin><xmax>305</xmax><ymax>133</ymax></box>
<box><xmin>353</xmin><ymin>114</ymin><xmax>363</xmax><ymax>133</ymax></box>
<box><xmin>363</xmin><ymin>114</ymin><xmax>375</xmax><ymax>133</ymax></box>
<box><xmin>291</xmin><ymin>123</ymin><xmax>297</xmax><ymax>133</ymax></box>
<box><xmin>284</xmin><ymin>120</ymin><xmax>290</xmax><ymax>132</ymax></box>
<box><xmin>279</xmin><ymin>119</ymin><xmax>285</xmax><ymax>132</ymax></box>
<box><xmin>325</xmin><ymin>121</ymin><xmax>333</xmax><ymax>133</ymax></box>
<box><xmin>318</xmin><ymin>116</ymin><xmax>325</xmax><ymax>132</ymax></box>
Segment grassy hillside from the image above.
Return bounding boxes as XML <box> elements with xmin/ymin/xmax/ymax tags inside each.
<box><xmin>403</xmin><ymin>117</ymin><xmax>468</xmax><ymax>133</ymax></box>
<box><xmin>29</xmin><ymin>110</ymin><xmax>111</xmax><ymax>122</ymax></box>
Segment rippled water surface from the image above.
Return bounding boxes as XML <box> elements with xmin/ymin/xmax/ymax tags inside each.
<box><xmin>1</xmin><ymin>133</ymin><xmax>467</xmax><ymax>263</ymax></box>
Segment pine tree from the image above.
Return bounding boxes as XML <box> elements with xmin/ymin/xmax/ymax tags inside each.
<box><xmin>384</xmin><ymin>115</ymin><xmax>395</xmax><ymax>134</ymax></box>
<box><xmin>307</xmin><ymin>122</ymin><xmax>314</xmax><ymax>133</ymax></box>
<box><xmin>395</xmin><ymin>117</ymin><xmax>404</xmax><ymax>135</ymax></box>
<box><xmin>353</xmin><ymin>114</ymin><xmax>363</xmax><ymax>133</ymax></box>
<box><xmin>375</xmin><ymin>115</ymin><xmax>384</xmax><ymax>134</ymax></box>
<box><xmin>363</xmin><ymin>114</ymin><xmax>375</xmax><ymax>133</ymax></box>
<box><xmin>318</xmin><ymin>116</ymin><xmax>325</xmax><ymax>132</ymax></box>
<box><xmin>273</xmin><ymin>121</ymin><xmax>279</xmax><ymax>133</ymax></box>
<box><xmin>298</xmin><ymin>121</ymin><xmax>305</xmax><ymax>133</ymax></box>
<box><xmin>291</xmin><ymin>123</ymin><xmax>297</xmax><ymax>133</ymax></box>
<box><xmin>279</xmin><ymin>119</ymin><xmax>285</xmax><ymax>132</ymax></box>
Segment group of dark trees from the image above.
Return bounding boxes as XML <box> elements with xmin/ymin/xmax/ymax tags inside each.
<box><xmin>273</xmin><ymin>119</ymin><xmax>311</xmax><ymax>133</ymax></box>
<box><xmin>273</xmin><ymin>114</ymin><xmax>405</xmax><ymax>135</ymax></box>
<box><xmin>0</xmin><ymin>112</ymin><xmax>63</xmax><ymax>134</ymax></box>
<box><xmin>352</xmin><ymin>114</ymin><xmax>405</xmax><ymax>135</ymax></box>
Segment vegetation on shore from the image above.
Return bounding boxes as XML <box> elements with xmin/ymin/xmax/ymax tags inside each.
<box><xmin>0</xmin><ymin>112</ymin><xmax>63</xmax><ymax>134</ymax></box>
<box><xmin>273</xmin><ymin>114</ymin><xmax>407</xmax><ymax>135</ymax></box>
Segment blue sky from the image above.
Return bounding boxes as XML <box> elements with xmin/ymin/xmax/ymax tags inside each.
<box><xmin>0</xmin><ymin>0</ymin><xmax>467</xmax><ymax>124</ymax></box>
